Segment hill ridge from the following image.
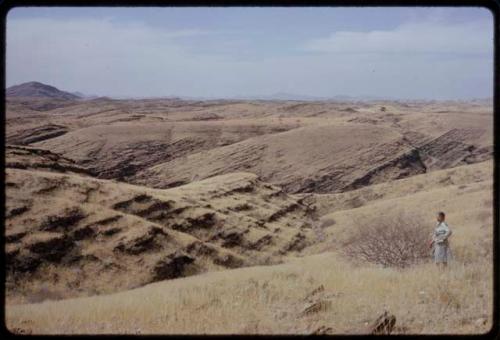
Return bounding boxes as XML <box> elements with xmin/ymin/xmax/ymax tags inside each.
<box><xmin>6</xmin><ymin>81</ymin><xmax>80</xmax><ymax>100</ymax></box>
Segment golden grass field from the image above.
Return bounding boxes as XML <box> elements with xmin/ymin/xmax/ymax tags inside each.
<box><xmin>5</xmin><ymin>250</ymin><xmax>492</xmax><ymax>334</ymax></box>
<box><xmin>4</xmin><ymin>91</ymin><xmax>495</xmax><ymax>335</ymax></box>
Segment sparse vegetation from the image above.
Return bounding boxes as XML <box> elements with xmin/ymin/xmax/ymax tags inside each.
<box><xmin>6</xmin><ymin>252</ymin><xmax>492</xmax><ymax>334</ymax></box>
<box><xmin>342</xmin><ymin>212</ymin><xmax>431</xmax><ymax>268</ymax></box>
<box><xmin>4</xmin><ymin>89</ymin><xmax>493</xmax><ymax>334</ymax></box>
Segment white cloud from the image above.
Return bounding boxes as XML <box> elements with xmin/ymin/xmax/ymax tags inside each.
<box><xmin>303</xmin><ymin>20</ymin><xmax>492</xmax><ymax>55</ymax></box>
<box><xmin>6</xmin><ymin>17</ymin><xmax>215</xmax><ymax>95</ymax></box>
<box><xmin>6</xmin><ymin>15</ymin><xmax>494</xmax><ymax>99</ymax></box>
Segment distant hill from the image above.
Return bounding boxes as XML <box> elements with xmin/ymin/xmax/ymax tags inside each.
<box><xmin>6</xmin><ymin>81</ymin><xmax>81</xmax><ymax>100</ymax></box>
<box><xmin>230</xmin><ymin>92</ymin><xmax>395</xmax><ymax>102</ymax></box>
<box><xmin>71</xmin><ymin>91</ymin><xmax>101</xmax><ymax>100</ymax></box>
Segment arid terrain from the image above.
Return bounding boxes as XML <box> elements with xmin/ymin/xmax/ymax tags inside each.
<box><xmin>4</xmin><ymin>82</ymin><xmax>494</xmax><ymax>334</ymax></box>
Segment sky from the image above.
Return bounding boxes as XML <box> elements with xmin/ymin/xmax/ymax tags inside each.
<box><xmin>6</xmin><ymin>7</ymin><xmax>494</xmax><ymax>100</ymax></box>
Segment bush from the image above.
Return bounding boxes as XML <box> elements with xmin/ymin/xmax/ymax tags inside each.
<box><xmin>342</xmin><ymin>212</ymin><xmax>431</xmax><ymax>268</ymax></box>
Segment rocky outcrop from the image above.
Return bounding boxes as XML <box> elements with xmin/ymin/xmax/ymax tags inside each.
<box><xmin>370</xmin><ymin>311</ymin><xmax>397</xmax><ymax>335</ymax></box>
<box><xmin>5</xmin><ymin>145</ymin><xmax>91</xmax><ymax>175</ymax></box>
<box><xmin>417</xmin><ymin>128</ymin><xmax>492</xmax><ymax>170</ymax></box>
<box><xmin>152</xmin><ymin>252</ymin><xmax>195</xmax><ymax>281</ymax></box>
<box><xmin>7</xmin><ymin>125</ymin><xmax>68</xmax><ymax>145</ymax></box>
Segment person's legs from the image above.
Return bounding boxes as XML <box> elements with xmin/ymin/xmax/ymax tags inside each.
<box><xmin>436</xmin><ymin>262</ymin><xmax>446</xmax><ymax>270</ymax></box>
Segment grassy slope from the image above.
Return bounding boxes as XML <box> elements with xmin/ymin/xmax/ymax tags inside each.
<box><xmin>6</xmin><ymin>168</ymin><xmax>317</xmax><ymax>304</ymax></box>
<box><xmin>6</xmin><ymin>161</ymin><xmax>493</xmax><ymax>335</ymax></box>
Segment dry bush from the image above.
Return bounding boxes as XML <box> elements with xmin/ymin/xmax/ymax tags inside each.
<box><xmin>342</xmin><ymin>212</ymin><xmax>431</xmax><ymax>268</ymax></box>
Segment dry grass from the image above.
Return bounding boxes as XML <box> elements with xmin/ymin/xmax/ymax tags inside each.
<box><xmin>6</xmin><ymin>251</ymin><xmax>492</xmax><ymax>335</ymax></box>
<box><xmin>5</xmin><ymin>161</ymin><xmax>494</xmax><ymax>335</ymax></box>
<box><xmin>4</xmin><ymin>95</ymin><xmax>493</xmax><ymax>335</ymax></box>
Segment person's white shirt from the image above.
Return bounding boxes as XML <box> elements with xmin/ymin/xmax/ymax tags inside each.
<box><xmin>434</xmin><ymin>221</ymin><xmax>452</xmax><ymax>244</ymax></box>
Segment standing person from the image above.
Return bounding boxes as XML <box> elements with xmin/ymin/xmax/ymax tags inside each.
<box><xmin>429</xmin><ymin>211</ymin><xmax>453</xmax><ymax>268</ymax></box>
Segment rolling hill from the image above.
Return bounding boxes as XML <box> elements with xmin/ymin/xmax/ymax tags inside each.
<box><xmin>4</xmin><ymin>90</ymin><xmax>494</xmax><ymax>335</ymax></box>
<box><xmin>6</xmin><ymin>146</ymin><xmax>317</xmax><ymax>304</ymax></box>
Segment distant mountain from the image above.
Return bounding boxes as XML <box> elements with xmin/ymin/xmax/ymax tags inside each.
<box><xmin>6</xmin><ymin>81</ymin><xmax>81</xmax><ymax>100</ymax></box>
<box><xmin>229</xmin><ymin>92</ymin><xmax>327</xmax><ymax>101</ymax></box>
<box><xmin>230</xmin><ymin>92</ymin><xmax>396</xmax><ymax>102</ymax></box>
<box><xmin>266</xmin><ymin>92</ymin><xmax>329</xmax><ymax>101</ymax></box>
<box><xmin>71</xmin><ymin>91</ymin><xmax>87</xmax><ymax>98</ymax></box>
<box><xmin>71</xmin><ymin>91</ymin><xmax>101</xmax><ymax>100</ymax></box>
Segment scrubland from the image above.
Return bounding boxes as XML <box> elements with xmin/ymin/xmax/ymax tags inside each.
<box><xmin>4</xmin><ymin>95</ymin><xmax>494</xmax><ymax>334</ymax></box>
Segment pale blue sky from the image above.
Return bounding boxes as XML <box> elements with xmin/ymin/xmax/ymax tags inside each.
<box><xmin>6</xmin><ymin>7</ymin><xmax>494</xmax><ymax>99</ymax></box>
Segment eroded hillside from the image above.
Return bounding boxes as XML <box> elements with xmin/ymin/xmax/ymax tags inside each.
<box><xmin>4</xmin><ymin>95</ymin><xmax>494</xmax><ymax>334</ymax></box>
<box><xmin>5</xmin><ymin>159</ymin><xmax>493</xmax><ymax>334</ymax></box>
<box><xmin>6</xmin><ymin>148</ymin><xmax>318</xmax><ymax>304</ymax></box>
<box><xmin>6</xmin><ymin>98</ymin><xmax>493</xmax><ymax>191</ymax></box>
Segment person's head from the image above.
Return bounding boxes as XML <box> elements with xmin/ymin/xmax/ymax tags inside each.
<box><xmin>437</xmin><ymin>211</ymin><xmax>446</xmax><ymax>222</ymax></box>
